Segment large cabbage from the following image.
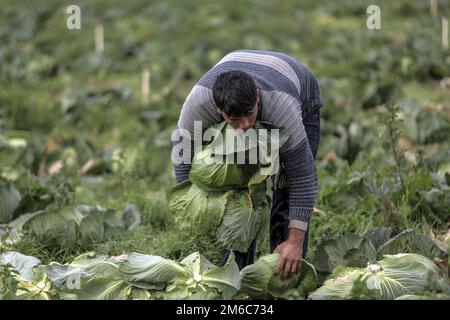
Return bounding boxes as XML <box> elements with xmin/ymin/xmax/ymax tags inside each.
<box><xmin>170</xmin><ymin>121</ymin><xmax>288</xmax><ymax>252</ymax></box>
<box><xmin>1</xmin><ymin>204</ymin><xmax>141</xmax><ymax>247</ymax></box>
<box><xmin>46</xmin><ymin>252</ymin><xmax>142</xmax><ymax>300</ymax></box>
<box><xmin>0</xmin><ymin>181</ymin><xmax>21</xmax><ymax>224</ymax></box>
<box><xmin>0</xmin><ymin>251</ymin><xmax>53</xmax><ymax>300</ymax></box>
<box><xmin>309</xmin><ymin>253</ymin><xmax>449</xmax><ymax>300</ymax></box>
<box><xmin>189</xmin><ymin>121</ymin><xmax>289</xmax><ymax>192</ymax></box>
<box><xmin>189</xmin><ymin>148</ymin><xmax>252</xmax><ymax>192</ymax></box>
<box><xmin>1</xmin><ymin>250</ymin><xmax>241</xmax><ymax>300</ymax></box>
<box><xmin>45</xmin><ymin>251</ymin><xmax>240</xmax><ymax>300</ymax></box>
<box><xmin>312</xmin><ymin>227</ymin><xmax>448</xmax><ymax>278</ymax></box>
<box><xmin>120</xmin><ymin>251</ymin><xmax>241</xmax><ymax>300</ymax></box>
<box><xmin>169</xmin><ymin>181</ymin><xmax>269</xmax><ymax>252</ymax></box>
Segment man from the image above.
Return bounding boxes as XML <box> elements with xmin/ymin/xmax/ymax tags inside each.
<box><xmin>172</xmin><ymin>49</ymin><xmax>323</xmax><ymax>279</ymax></box>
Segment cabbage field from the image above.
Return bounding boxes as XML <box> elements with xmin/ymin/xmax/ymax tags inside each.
<box><xmin>1</xmin><ymin>0</ymin><xmax>450</xmax><ymax>300</ymax></box>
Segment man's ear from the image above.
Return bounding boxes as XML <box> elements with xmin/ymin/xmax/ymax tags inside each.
<box><xmin>256</xmin><ymin>89</ymin><xmax>260</xmax><ymax>104</ymax></box>
<box><xmin>213</xmin><ymin>103</ymin><xmax>222</xmax><ymax>115</ymax></box>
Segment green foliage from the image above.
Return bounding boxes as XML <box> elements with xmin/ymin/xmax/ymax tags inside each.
<box><xmin>47</xmin><ymin>251</ymin><xmax>241</xmax><ymax>300</ymax></box>
<box><xmin>0</xmin><ymin>181</ymin><xmax>21</xmax><ymax>223</ymax></box>
<box><xmin>169</xmin><ymin>121</ymin><xmax>287</xmax><ymax>252</ymax></box>
<box><xmin>0</xmin><ymin>0</ymin><xmax>449</xmax><ymax>300</ymax></box>
<box><xmin>240</xmin><ymin>253</ymin><xmax>318</xmax><ymax>299</ymax></box>
<box><xmin>309</xmin><ymin>253</ymin><xmax>449</xmax><ymax>300</ymax></box>
<box><xmin>312</xmin><ymin>228</ymin><xmax>449</xmax><ymax>279</ymax></box>
<box><xmin>1</xmin><ymin>204</ymin><xmax>141</xmax><ymax>249</ymax></box>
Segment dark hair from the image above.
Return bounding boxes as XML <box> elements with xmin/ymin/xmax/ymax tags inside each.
<box><xmin>212</xmin><ymin>70</ymin><xmax>257</xmax><ymax>118</ymax></box>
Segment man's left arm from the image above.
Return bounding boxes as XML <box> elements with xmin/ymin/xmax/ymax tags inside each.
<box><xmin>273</xmin><ymin>137</ymin><xmax>317</xmax><ymax>279</ymax></box>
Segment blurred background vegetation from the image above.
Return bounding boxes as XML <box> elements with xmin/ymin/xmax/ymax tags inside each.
<box><xmin>0</xmin><ymin>0</ymin><xmax>449</xmax><ymax>264</ymax></box>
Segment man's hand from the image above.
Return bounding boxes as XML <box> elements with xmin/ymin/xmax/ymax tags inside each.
<box><xmin>273</xmin><ymin>228</ymin><xmax>305</xmax><ymax>280</ymax></box>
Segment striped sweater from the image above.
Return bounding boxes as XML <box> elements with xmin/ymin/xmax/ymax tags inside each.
<box><xmin>172</xmin><ymin>50</ymin><xmax>323</xmax><ymax>223</ymax></box>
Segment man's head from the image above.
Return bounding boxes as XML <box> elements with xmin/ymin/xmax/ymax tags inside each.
<box><xmin>212</xmin><ymin>70</ymin><xmax>260</xmax><ymax>130</ymax></box>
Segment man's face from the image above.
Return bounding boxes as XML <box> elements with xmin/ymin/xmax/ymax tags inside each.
<box><xmin>215</xmin><ymin>91</ymin><xmax>260</xmax><ymax>131</ymax></box>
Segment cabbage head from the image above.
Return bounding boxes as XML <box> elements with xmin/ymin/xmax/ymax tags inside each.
<box><xmin>120</xmin><ymin>252</ymin><xmax>241</xmax><ymax>300</ymax></box>
<box><xmin>240</xmin><ymin>253</ymin><xmax>318</xmax><ymax>299</ymax></box>
<box><xmin>189</xmin><ymin>122</ymin><xmax>288</xmax><ymax>192</ymax></box>
<box><xmin>0</xmin><ymin>251</ymin><xmax>53</xmax><ymax>300</ymax></box>
<box><xmin>309</xmin><ymin>253</ymin><xmax>449</xmax><ymax>300</ymax></box>
<box><xmin>169</xmin><ymin>181</ymin><xmax>268</xmax><ymax>252</ymax></box>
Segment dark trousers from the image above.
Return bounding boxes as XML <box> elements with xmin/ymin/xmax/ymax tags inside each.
<box><xmin>221</xmin><ymin>109</ymin><xmax>321</xmax><ymax>270</ymax></box>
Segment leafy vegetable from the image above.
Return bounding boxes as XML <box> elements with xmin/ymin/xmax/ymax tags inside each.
<box><xmin>169</xmin><ymin>182</ymin><xmax>268</xmax><ymax>252</ymax></box>
<box><xmin>240</xmin><ymin>253</ymin><xmax>318</xmax><ymax>299</ymax></box>
<box><xmin>46</xmin><ymin>252</ymin><xmax>136</xmax><ymax>300</ymax></box>
<box><xmin>0</xmin><ymin>251</ymin><xmax>41</xmax><ymax>281</ymax></box>
<box><xmin>169</xmin><ymin>121</ymin><xmax>288</xmax><ymax>252</ymax></box>
<box><xmin>216</xmin><ymin>190</ymin><xmax>259</xmax><ymax>252</ymax></box>
<box><xmin>158</xmin><ymin>252</ymin><xmax>241</xmax><ymax>300</ymax></box>
<box><xmin>1</xmin><ymin>205</ymin><xmax>141</xmax><ymax>247</ymax></box>
<box><xmin>309</xmin><ymin>253</ymin><xmax>449</xmax><ymax>300</ymax></box>
<box><xmin>0</xmin><ymin>251</ymin><xmax>53</xmax><ymax>300</ymax></box>
<box><xmin>312</xmin><ymin>228</ymin><xmax>447</xmax><ymax>277</ymax></box>
<box><xmin>120</xmin><ymin>251</ymin><xmax>241</xmax><ymax>300</ymax></box>
<box><xmin>189</xmin><ymin>148</ymin><xmax>251</xmax><ymax>192</ymax></box>
<box><xmin>169</xmin><ymin>181</ymin><xmax>227</xmax><ymax>238</ymax></box>
<box><xmin>0</xmin><ymin>181</ymin><xmax>21</xmax><ymax>224</ymax></box>
<box><xmin>189</xmin><ymin>122</ymin><xmax>288</xmax><ymax>192</ymax></box>
<box><xmin>120</xmin><ymin>253</ymin><xmax>187</xmax><ymax>290</ymax></box>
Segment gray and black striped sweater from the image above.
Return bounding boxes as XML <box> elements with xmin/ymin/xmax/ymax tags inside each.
<box><xmin>172</xmin><ymin>50</ymin><xmax>323</xmax><ymax>223</ymax></box>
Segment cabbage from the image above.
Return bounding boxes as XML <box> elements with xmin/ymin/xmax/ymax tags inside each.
<box><xmin>120</xmin><ymin>252</ymin><xmax>241</xmax><ymax>300</ymax></box>
<box><xmin>157</xmin><ymin>252</ymin><xmax>241</xmax><ymax>300</ymax></box>
<box><xmin>1</xmin><ymin>204</ymin><xmax>141</xmax><ymax>247</ymax></box>
<box><xmin>312</xmin><ymin>234</ymin><xmax>362</xmax><ymax>274</ymax></box>
<box><xmin>240</xmin><ymin>253</ymin><xmax>318</xmax><ymax>299</ymax></box>
<box><xmin>0</xmin><ymin>251</ymin><xmax>41</xmax><ymax>281</ymax></box>
<box><xmin>0</xmin><ymin>251</ymin><xmax>52</xmax><ymax>300</ymax></box>
<box><xmin>189</xmin><ymin>148</ymin><xmax>251</xmax><ymax>192</ymax></box>
<box><xmin>311</xmin><ymin>228</ymin><xmax>412</xmax><ymax>275</ymax></box>
<box><xmin>13</xmin><ymin>267</ymin><xmax>53</xmax><ymax>300</ymax></box>
<box><xmin>309</xmin><ymin>253</ymin><xmax>449</xmax><ymax>300</ymax></box>
<box><xmin>189</xmin><ymin>121</ymin><xmax>289</xmax><ymax>192</ymax></box>
<box><xmin>169</xmin><ymin>181</ymin><xmax>268</xmax><ymax>252</ymax></box>
<box><xmin>401</xmin><ymin>104</ymin><xmax>450</xmax><ymax>144</ymax></box>
<box><xmin>46</xmin><ymin>252</ymin><xmax>142</xmax><ymax>300</ymax></box>
<box><xmin>216</xmin><ymin>190</ymin><xmax>260</xmax><ymax>252</ymax></box>
<box><xmin>45</xmin><ymin>251</ymin><xmax>240</xmax><ymax>300</ymax></box>
<box><xmin>119</xmin><ymin>253</ymin><xmax>187</xmax><ymax>290</ymax></box>
<box><xmin>170</xmin><ymin>121</ymin><xmax>288</xmax><ymax>252</ymax></box>
<box><xmin>169</xmin><ymin>181</ymin><xmax>227</xmax><ymax>238</ymax></box>
<box><xmin>395</xmin><ymin>293</ymin><xmax>450</xmax><ymax>300</ymax></box>
<box><xmin>0</xmin><ymin>181</ymin><xmax>21</xmax><ymax>224</ymax></box>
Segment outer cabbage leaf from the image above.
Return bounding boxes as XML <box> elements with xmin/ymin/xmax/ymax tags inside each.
<box><xmin>0</xmin><ymin>251</ymin><xmax>41</xmax><ymax>281</ymax></box>
<box><xmin>0</xmin><ymin>182</ymin><xmax>21</xmax><ymax>224</ymax></box>
<box><xmin>216</xmin><ymin>190</ymin><xmax>258</xmax><ymax>252</ymax></box>
<box><xmin>119</xmin><ymin>253</ymin><xmax>187</xmax><ymax>290</ymax></box>
<box><xmin>169</xmin><ymin>181</ymin><xmax>227</xmax><ymax>237</ymax></box>
<box><xmin>241</xmin><ymin>253</ymin><xmax>318</xmax><ymax>299</ymax></box>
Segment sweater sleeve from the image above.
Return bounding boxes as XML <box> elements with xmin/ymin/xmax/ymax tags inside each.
<box><xmin>171</xmin><ymin>85</ymin><xmax>221</xmax><ymax>182</ymax></box>
<box><xmin>258</xmin><ymin>90</ymin><xmax>318</xmax><ymax>223</ymax></box>
<box><xmin>172</xmin><ymin>142</ymin><xmax>192</xmax><ymax>183</ymax></box>
<box><xmin>279</xmin><ymin>133</ymin><xmax>318</xmax><ymax>223</ymax></box>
